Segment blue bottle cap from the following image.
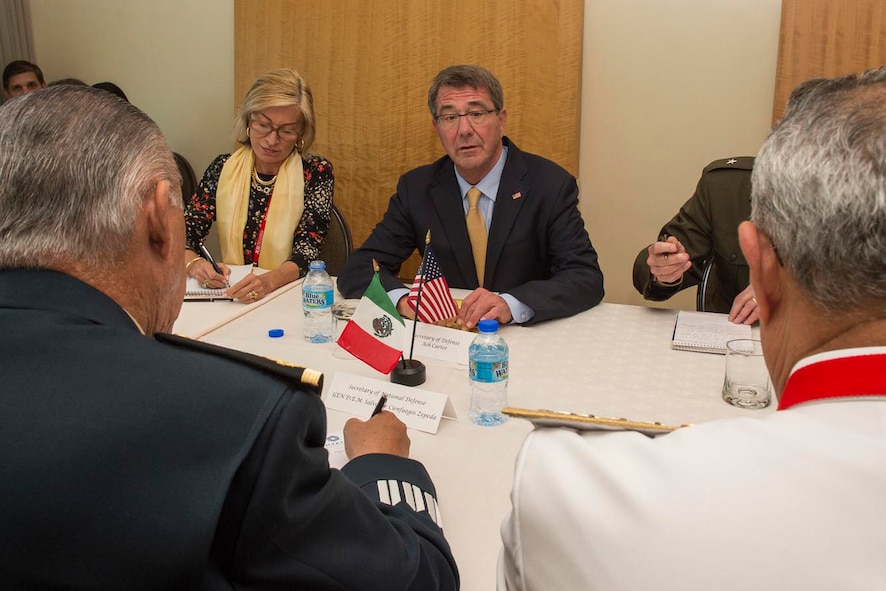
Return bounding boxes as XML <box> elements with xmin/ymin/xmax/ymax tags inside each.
<box><xmin>268</xmin><ymin>328</ymin><xmax>285</xmax><ymax>338</ymax></box>
<box><xmin>309</xmin><ymin>260</ymin><xmax>326</xmax><ymax>270</ymax></box>
<box><xmin>478</xmin><ymin>319</ymin><xmax>499</xmax><ymax>333</ymax></box>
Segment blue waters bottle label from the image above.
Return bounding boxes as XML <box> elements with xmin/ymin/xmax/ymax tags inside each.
<box><xmin>303</xmin><ymin>288</ymin><xmax>333</xmax><ymax>309</ymax></box>
<box><xmin>469</xmin><ymin>359</ymin><xmax>509</xmax><ymax>382</ymax></box>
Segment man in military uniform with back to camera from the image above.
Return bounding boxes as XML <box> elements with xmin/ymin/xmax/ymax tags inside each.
<box><xmin>0</xmin><ymin>85</ymin><xmax>458</xmax><ymax>589</ymax></box>
<box><xmin>633</xmin><ymin>156</ymin><xmax>759</xmax><ymax>324</ymax></box>
<box><xmin>337</xmin><ymin>64</ymin><xmax>604</xmax><ymax>328</ymax></box>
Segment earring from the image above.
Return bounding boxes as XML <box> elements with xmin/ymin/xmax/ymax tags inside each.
<box><xmin>246</xmin><ymin>127</ymin><xmax>251</xmax><ymax>138</ymax></box>
<box><xmin>296</xmin><ymin>139</ymin><xmax>305</xmax><ymax>152</ymax></box>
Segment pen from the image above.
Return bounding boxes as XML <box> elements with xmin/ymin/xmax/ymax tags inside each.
<box><xmin>183</xmin><ymin>297</ymin><xmax>234</xmax><ymax>302</ymax></box>
<box><xmin>371</xmin><ymin>395</ymin><xmax>387</xmax><ymax>417</ymax></box>
<box><xmin>198</xmin><ymin>242</ymin><xmax>229</xmax><ymax>287</ymax></box>
<box><xmin>198</xmin><ymin>242</ymin><xmax>223</xmax><ymax>275</ymax></box>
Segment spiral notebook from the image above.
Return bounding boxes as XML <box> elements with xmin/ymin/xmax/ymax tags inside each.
<box><xmin>184</xmin><ymin>264</ymin><xmax>253</xmax><ymax>300</ymax></box>
<box><xmin>671</xmin><ymin>310</ymin><xmax>752</xmax><ymax>354</ymax></box>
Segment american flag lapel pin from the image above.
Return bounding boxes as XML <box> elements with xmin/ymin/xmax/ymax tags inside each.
<box><xmin>512</xmin><ymin>191</ymin><xmax>522</xmax><ymax>200</ymax></box>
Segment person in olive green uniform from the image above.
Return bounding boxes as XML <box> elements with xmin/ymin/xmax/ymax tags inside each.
<box><xmin>632</xmin><ymin>157</ymin><xmax>757</xmax><ymax>324</ymax></box>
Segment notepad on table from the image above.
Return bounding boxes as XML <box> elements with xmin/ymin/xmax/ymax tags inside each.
<box><xmin>671</xmin><ymin>310</ymin><xmax>752</xmax><ymax>354</ymax></box>
<box><xmin>184</xmin><ymin>264</ymin><xmax>253</xmax><ymax>299</ymax></box>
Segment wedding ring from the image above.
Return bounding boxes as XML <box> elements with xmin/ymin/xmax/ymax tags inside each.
<box><xmin>249</xmin><ymin>290</ymin><xmax>258</xmax><ymax>301</ymax></box>
<box><xmin>202</xmin><ymin>280</ymin><xmax>209</xmax><ymax>288</ymax></box>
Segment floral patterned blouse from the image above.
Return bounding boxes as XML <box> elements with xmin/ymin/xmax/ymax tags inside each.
<box><xmin>185</xmin><ymin>152</ymin><xmax>334</xmax><ymax>277</ymax></box>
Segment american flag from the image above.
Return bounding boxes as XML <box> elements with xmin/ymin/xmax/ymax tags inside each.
<box><xmin>407</xmin><ymin>245</ymin><xmax>458</xmax><ymax>324</ymax></box>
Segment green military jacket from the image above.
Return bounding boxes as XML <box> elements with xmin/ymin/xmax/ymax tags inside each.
<box><xmin>633</xmin><ymin>157</ymin><xmax>753</xmax><ymax>314</ymax></box>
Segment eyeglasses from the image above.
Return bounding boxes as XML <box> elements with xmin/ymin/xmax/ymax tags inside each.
<box><xmin>434</xmin><ymin>109</ymin><xmax>497</xmax><ymax>130</ymax></box>
<box><xmin>248</xmin><ymin>116</ymin><xmax>301</xmax><ymax>142</ymax></box>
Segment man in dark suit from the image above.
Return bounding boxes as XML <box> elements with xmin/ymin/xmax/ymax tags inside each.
<box><xmin>337</xmin><ymin>65</ymin><xmax>604</xmax><ymax>327</ymax></box>
<box><xmin>0</xmin><ymin>85</ymin><xmax>457</xmax><ymax>589</ymax></box>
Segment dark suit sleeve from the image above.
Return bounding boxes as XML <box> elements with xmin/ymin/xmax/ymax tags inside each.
<box><xmin>506</xmin><ymin>172</ymin><xmax>604</xmax><ymax>324</ymax></box>
<box><xmin>337</xmin><ymin>176</ymin><xmax>423</xmax><ymax>298</ymax></box>
<box><xmin>210</xmin><ymin>388</ymin><xmax>458</xmax><ymax>590</ymax></box>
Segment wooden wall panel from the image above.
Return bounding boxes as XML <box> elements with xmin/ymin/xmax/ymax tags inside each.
<box><xmin>235</xmin><ymin>0</ymin><xmax>583</xmax><ymax>278</ymax></box>
<box><xmin>774</xmin><ymin>0</ymin><xmax>886</xmax><ymax>123</ymax></box>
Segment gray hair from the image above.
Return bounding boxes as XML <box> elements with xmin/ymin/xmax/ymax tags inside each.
<box><xmin>0</xmin><ymin>85</ymin><xmax>180</xmax><ymax>269</ymax></box>
<box><xmin>751</xmin><ymin>67</ymin><xmax>886</xmax><ymax>311</ymax></box>
<box><xmin>427</xmin><ymin>65</ymin><xmax>504</xmax><ymax>117</ymax></box>
<box><xmin>233</xmin><ymin>68</ymin><xmax>316</xmax><ymax>154</ymax></box>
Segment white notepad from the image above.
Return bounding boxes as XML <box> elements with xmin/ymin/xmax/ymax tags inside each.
<box><xmin>671</xmin><ymin>310</ymin><xmax>752</xmax><ymax>354</ymax></box>
<box><xmin>184</xmin><ymin>264</ymin><xmax>253</xmax><ymax>299</ymax></box>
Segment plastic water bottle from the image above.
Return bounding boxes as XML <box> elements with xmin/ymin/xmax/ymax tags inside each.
<box><xmin>302</xmin><ymin>260</ymin><xmax>333</xmax><ymax>343</ymax></box>
<box><xmin>469</xmin><ymin>319</ymin><xmax>509</xmax><ymax>426</ymax></box>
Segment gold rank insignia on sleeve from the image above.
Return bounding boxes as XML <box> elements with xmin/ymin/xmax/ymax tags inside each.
<box><xmin>155</xmin><ymin>333</ymin><xmax>324</xmax><ymax>394</ymax></box>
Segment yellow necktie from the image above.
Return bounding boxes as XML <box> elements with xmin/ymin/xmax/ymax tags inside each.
<box><xmin>466</xmin><ymin>187</ymin><xmax>487</xmax><ymax>286</ymax></box>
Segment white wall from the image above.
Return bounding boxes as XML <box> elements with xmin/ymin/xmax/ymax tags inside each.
<box><xmin>28</xmin><ymin>0</ymin><xmax>782</xmax><ymax>307</ymax></box>
<box><xmin>580</xmin><ymin>0</ymin><xmax>782</xmax><ymax>307</ymax></box>
<box><xmin>29</xmin><ymin>0</ymin><xmax>235</xmax><ymax>177</ymax></box>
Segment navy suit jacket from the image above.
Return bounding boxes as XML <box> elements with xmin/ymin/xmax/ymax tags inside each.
<box><xmin>0</xmin><ymin>269</ymin><xmax>457</xmax><ymax>590</ymax></box>
<box><xmin>338</xmin><ymin>138</ymin><xmax>604</xmax><ymax>324</ymax></box>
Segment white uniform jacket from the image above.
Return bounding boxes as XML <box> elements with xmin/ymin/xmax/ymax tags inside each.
<box><xmin>498</xmin><ymin>348</ymin><xmax>886</xmax><ymax>591</ymax></box>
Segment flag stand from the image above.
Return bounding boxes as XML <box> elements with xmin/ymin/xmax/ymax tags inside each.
<box><xmin>390</xmin><ymin>356</ymin><xmax>426</xmax><ymax>386</ymax></box>
<box><xmin>391</xmin><ymin>232</ymin><xmax>433</xmax><ymax>386</ymax></box>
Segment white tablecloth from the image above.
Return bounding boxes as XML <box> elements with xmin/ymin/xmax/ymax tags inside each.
<box><xmin>176</xmin><ymin>285</ymin><xmax>772</xmax><ymax>590</ymax></box>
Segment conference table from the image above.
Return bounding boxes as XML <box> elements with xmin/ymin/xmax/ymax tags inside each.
<box><xmin>173</xmin><ymin>280</ymin><xmax>773</xmax><ymax>590</ymax></box>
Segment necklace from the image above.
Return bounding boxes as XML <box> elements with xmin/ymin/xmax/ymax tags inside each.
<box><xmin>251</xmin><ymin>167</ymin><xmax>277</xmax><ymax>195</ymax></box>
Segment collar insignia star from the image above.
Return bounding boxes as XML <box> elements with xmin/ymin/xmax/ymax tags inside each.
<box><xmin>726</xmin><ymin>158</ymin><xmax>738</xmax><ymax>165</ymax></box>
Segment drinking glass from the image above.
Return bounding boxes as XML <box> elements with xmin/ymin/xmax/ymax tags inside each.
<box><xmin>331</xmin><ymin>299</ymin><xmax>359</xmax><ymax>359</ymax></box>
<box><xmin>722</xmin><ymin>339</ymin><xmax>772</xmax><ymax>409</ymax></box>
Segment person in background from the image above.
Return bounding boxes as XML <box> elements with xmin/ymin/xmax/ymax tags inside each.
<box><xmin>337</xmin><ymin>64</ymin><xmax>604</xmax><ymax>328</ymax></box>
<box><xmin>185</xmin><ymin>68</ymin><xmax>333</xmax><ymax>304</ymax></box>
<box><xmin>0</xmin><ymin>84</ymin><xmax>457</xmax><ymax>590</ymax></box>
<box><xmin>92</xmin><ymin>81</ymin><xmax>129</xmax><ymax>102</ymax></box>
<box><xmin>498</xmin><ymin>68</ymin><xmax>886</xmax><ymax>590</ymax></box>
<box><xmin>632</xmin><ymin>157</ymin><xmax>758</xmax><ymax>324</ymax></box>
<box><xmin>2</xmin><ymin>59</ymin><xmax>44</xmax><ymax>100</ymax></box>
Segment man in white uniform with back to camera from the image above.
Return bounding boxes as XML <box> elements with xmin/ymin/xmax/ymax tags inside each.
<box><xmin>498</xmin><ymin>67</ymin><xmax>886</xmax><ymax>590</ymax></box>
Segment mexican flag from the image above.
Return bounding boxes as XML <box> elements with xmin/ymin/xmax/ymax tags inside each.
<box><xmin>337</xmin><ymin>272</ymin><xmax>405</xmax><ymax>374</ymax></box>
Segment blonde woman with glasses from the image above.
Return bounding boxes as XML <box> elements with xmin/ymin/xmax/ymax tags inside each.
<box><xmin>185</xmin><ymin>68</ymin><xmax>333</xmax><ymax>303</ymax></box>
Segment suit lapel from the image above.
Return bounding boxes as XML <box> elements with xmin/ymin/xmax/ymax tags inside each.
<box><xmin>486</xmin><ymin>142</ymin><xmax>528</xmax><ymax>288</ymax></box>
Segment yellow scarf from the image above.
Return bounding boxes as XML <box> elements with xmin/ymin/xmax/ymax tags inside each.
<box><xmin>215</xmin><ymin>146</ymin><xmax>305</xmax><ymax>269</ymax></box>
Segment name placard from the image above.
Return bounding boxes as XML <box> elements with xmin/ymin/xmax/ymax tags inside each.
<box><xmin>406</xmin><ymin>321</ymin><xmax>473</xmax><ymax>365</ymax></box>
<box><xmin>324</xmin><ymin>372</ymin><xmax>453</xmax><ymax>434</ymax></box>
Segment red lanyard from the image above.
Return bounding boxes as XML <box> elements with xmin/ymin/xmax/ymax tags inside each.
<box><xmin>252</xmin><ymin>190</ymin><xmax>273</xmax><ymax>266</ymax></box>
<box><xmin>778</xmin><ymin>353</ymin><xmax>886</xmax><ymax>410</ymax></box>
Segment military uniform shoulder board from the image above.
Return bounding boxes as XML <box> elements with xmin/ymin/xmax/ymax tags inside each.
<box><xmin>155</xmin><ymin>332</ymin><xmax>324</xmax><ymax>394</ymax></box>
<box><xmin>704</xmin><ymin>156</ymin><xmax>755</xmax><ymax>173</ymax></box>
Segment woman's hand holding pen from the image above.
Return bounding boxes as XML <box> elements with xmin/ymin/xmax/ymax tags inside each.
<box><xmin>647</xmin><ymin>235</ymin><xmax>691</xmax><ymax>284</ymax></box>
<box><xmin>188</xmin><ymin>258</ymin><xmax>231</xmax><ymax>289</ymax></box>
